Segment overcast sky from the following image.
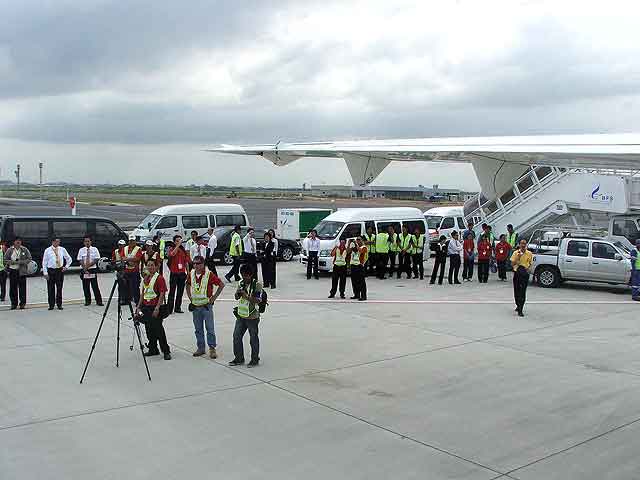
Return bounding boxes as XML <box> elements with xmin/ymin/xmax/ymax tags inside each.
<box><xmin>2</xmin><ymin>0</ymin><xmax>640</xmax><ymax>189</ymax></box>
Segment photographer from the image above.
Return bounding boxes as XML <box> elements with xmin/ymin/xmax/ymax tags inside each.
<box><xmin>186</xmin><ymin>255</ymin><xmax>224</xmax><ymax>359</ymax></box>
<box><xmin>136</xmin><ymin>259</ymin><xmax>171</xmax><ymax>360</ymax></box>
<box><xmin>229</xmin><ymin>264</ymin><xmax>262</xmax><ymax>368</ymax></box>
<box><xmin>167</xmin><ymin>234</ymin><xmax>189</xmax><ymax>314</ymax></box>
<box><xmin>123</xmin><ymin>235</ymin><xmax>143</xmax><ymax>305</ymax></box>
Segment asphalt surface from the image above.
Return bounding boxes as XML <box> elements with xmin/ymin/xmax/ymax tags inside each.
<box><xmin>0</xmin><ymin>196</ymin><xmax>436</xmax><ymax>231</ymax></box>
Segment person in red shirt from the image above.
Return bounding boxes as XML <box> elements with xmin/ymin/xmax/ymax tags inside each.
<box><xmin>186</xmin><ymin>255</ymin><xmax>225</xmax><ymax>358</ymax></box>
<box><xmin>122</xmin><ymin>235</ymin><xmax>143</xmax><ymax>305</ymax></box>
<box><xmin>349</xmin><ymin>237</ymin><xmax>368</xmax><ymax>301</ymax></box>
<box><xmin>462</xmin><ymin>236</ymin><xmax>475</xmax><ymax>282</ymax></box>
<box><xmin>141</xmin><ymin>240</ymin><xmax>162</xmax><ymax>277</ymax></box>
<box><xmin>477</xmin><ymin>235</ymin><xmax>493</xmax><ymax>283</ymax></box>
<box><xmin>495</xmin><ymin>234</ymin><xmax>511</xmax><ymax>281</ymax></box>
<box><xmin>167</xmin><ymin>234</ymin><xmax>190</xmax><ymax>314</ymax></box>
<box><xmin>135</xmin><ymin>259</ymin><xmax>171</xmax><ymax>360</ymax></box>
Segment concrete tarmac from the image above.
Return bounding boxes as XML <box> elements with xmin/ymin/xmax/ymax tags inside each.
<box><xmin>1</xmin><ymin>260</ymin><xmax>639</xmax><ymax>479</ymax></box>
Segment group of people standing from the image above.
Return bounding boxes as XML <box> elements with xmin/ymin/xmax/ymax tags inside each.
<box><xmin>224</xmin><ymin>225</ymin><xmax>278</xmax><ymax>289</ymax></box>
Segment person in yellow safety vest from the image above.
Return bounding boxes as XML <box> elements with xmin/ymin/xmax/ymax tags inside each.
<box><xmin>506</xmin><ymin>224</ymin><xmax>518</xmax><ymax>255</ymax></box>
<box><xmin>387</xmin><ymin>225</ymin><xmax>399</xmax><ymax>277</ymax></box>
<box><xmin>362</xmin><ymin>226</ymin><xmax>376</xmax><ymax>277</ymax></box>
<box><xmin>224</xmin><ymin>225</ymin><xmax>244</xmax><ymax>283</ymax></box>
<box><xmin>397</xmin><ymin>225</ymin><xmax>415</xmax><ymax>279</ymax></box>
<box><xmin>123</xmin><ymin>235</ymin><xmax>143</xmax><ymax>305</ymax></box>
<box><xmin>348</xmin><ymin>237</ymin><xmax>368</xmax><ymax>301</ymax></box>
<box><xmin>328</xmin><ymin>239</ymin><xmax>348</xmax><ymax>299</ymax></box>
<box><xmin>375</xmin><ymin>228</ymin><xmax>389</xmax><ymax>279</ymax></box>
<box><xmin>411</xmin><ymin>227</ymin><xmax>426</xmax><ymax>280</ymax></box>
<box><xmin>630</xmin><ymin>239</ymin><xmax>640</xmax><ymax>301</ymax></box>
<box><xmin>229</xmin><ymin>264</ymin><xmax>263</xmax><ymax>368</ymax></box>
<box><xmin>141</xmin><ymin>240</ymin><xmax>161</xmax><ymax>278</ymax></box>
<box><xmin>135</xmin><ymin>259</ymin><xmax>171</xmax><ymax>360</ymax></box>
<box><xmin>186</xmin><ymin>255</ymin><xmax>225</xmax><ymax>359</ymax></box>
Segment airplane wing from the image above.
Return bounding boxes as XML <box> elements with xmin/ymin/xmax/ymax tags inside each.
<box><xmin>207</xmin><ymin>133</ymin><xmax>640</xmax><ymax>186</ymax></box>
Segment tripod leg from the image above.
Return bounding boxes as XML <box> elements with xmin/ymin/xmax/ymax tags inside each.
<box><xmin>134</xmin><ymin>320</ymin><xmax>152</xmax><ymax>381</ymax></box>
<box><xmin>80</xmin><ymin>279</ymin><xmax>118</xmax><ymax>384</ymax></box>
<box><xmin>116</xmin><ymin>302</ymin><xmax>121</xmax><ymax>367</ymax></box>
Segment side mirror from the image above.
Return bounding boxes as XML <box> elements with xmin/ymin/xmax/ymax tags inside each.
<box><xmin>615</xmin><ymin>253</ymin><xmax>623</xmax><ymax>261</ymax></box>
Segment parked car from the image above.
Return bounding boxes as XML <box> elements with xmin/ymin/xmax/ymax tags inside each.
<box><xmin>529</xmin><ymin>229</ymin><xmax>631</xmax><ymax>288</ymax></box>
<box><xmin>210</xmin><ymin>227</ymin><xmax>300</xmax><ymax>265</ymax></box>
<box><xmin>0</xmin><ymin>216</ymin><xmax>127</xmax><ymax>273</ymax></box>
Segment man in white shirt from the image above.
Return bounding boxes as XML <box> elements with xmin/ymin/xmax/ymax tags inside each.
<box><xmin>447</xmin><ymin>230</ymin><xmax>463</xmax><ymax>285</ymax></box>
<box><xmin>304</xmin><ymin>229</ymin><xmax>321</xmax><ymax>280</ymax></box>
<box><xmin>42</xmin><ymin>237</ymin><xmax>72</xmax><ymax>310</ymax></box>
<box><xmin>189</xmin><ymin>236</ymin><xmax>207</xmax><ymax>268</ymax></box>
<box><xmin>243</xmin><ymin>228</ymin><xmax>258</xmax><ymax>274</ymax></box>
<box><xmin>77</xmin><ymin>236</ymin><xmax>103</xmax><ymax>306</ymax></box>
<box><xmin>206</xmin><ymin>229</ymin><xmax>218</xmax><ymax>274</ymax></box>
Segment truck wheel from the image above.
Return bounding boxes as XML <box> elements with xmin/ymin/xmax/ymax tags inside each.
<box><xmin>537</xmin><ymin>266</ymin><xmax>560</xmax><ymax>288</ymax></box>
<box><xmin>281</xmin><ymin>246</ymin><xmax>294</xmax><ymax>262</ymax></box>
<box><xmin>223</xmin><ymin>252</ymin><xmax>234</xmax><ymax>265</ymax></box>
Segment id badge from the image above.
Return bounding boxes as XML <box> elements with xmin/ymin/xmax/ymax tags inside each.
<box><xmin>83</xmin><ymin>273</ymin><xmax>96</xmax><ymax>279</ymax></box>
<box><xmin>178</xmin><ymin>263</ymin><xmax>183</xmax><ymax>270</ymax></box>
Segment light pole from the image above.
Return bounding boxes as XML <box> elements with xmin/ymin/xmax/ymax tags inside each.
<box><xmin>38</xmin><ymin>162</ymin><xmax>43</xmax><ymax>199</ymax></box>
<box><xmin>14</xmin><ymin>164</ymin><xmax>20</xmax><ymax>195</ymax></box>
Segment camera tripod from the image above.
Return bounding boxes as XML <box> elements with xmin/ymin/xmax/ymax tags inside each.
<box><xmin>80</xmin><ymin>273</ymin><xmax>152</xmax><ymax>383</ymax></box>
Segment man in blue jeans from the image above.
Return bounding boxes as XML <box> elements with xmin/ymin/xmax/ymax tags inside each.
<box><xmin>186</xmin><ymin>255</ymin><xmax>225</xmax><ymax>359</ymax></box>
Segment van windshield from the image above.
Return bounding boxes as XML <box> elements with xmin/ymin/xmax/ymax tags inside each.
<box><xmin>425</xmin><ymin>216</ymin><xmax>443</xmax><ymax>230</ymax></box>
<box><xmin>314</xmin><ymin>221</ymin><xmax>345</xmax><ymax>239</ymax></box>
<box><xmin>139</xmin><ymin>214</ymin><xmax>161</xmax><ymax>230</ymax></box>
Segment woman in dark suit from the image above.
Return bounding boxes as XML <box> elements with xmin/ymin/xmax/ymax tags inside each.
<box><xmin>429</xmin><ymin>235</ymin><xmax>448</xmax><ymax>285</ymax></box>
<box><xmin>261</xmin><ymin>232</ymin><xmax>275</xmax><ymax>288</ymax></box>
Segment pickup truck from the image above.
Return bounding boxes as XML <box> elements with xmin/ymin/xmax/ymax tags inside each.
<box><xmin>530</xmin><ymin>235</ymin><xmax>631</xmax><ymax>288</ymax></box>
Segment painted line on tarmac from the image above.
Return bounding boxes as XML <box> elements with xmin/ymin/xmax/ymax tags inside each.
<box><xmin>1</xmin><ymin>297</ymin><xmax>635</xmax><ymax>312</ymax></box>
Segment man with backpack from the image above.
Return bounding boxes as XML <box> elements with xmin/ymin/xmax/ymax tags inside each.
<box><xmin>229</xmin><ymin>264</ymin><xmax>264</xmax><ymax>368</ymax></box>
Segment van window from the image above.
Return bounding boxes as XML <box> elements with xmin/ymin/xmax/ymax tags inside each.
<box><xmin>441</xmin><ymin>217</ymin><xmax>455</xmax><ymax>229</ymax></box>
<box><xmin>182</xmin><ymin>216</ymin><xmax>208</xmax><ymax>229</ymax></box>
<box><xmin>403</xmin><ymin>220</ymin><xmax>425</xmax><ymax>234</ymax></box>
<box><xmin>612</xmin><ymin>218</ymin><xmax>640</xmax><ymax>244</ymax></box>
<box><xmin>425</xmin><ymin>216</ymin><xmax>443</xmax><ymax>230</ymax></box>
<box><xmin>13</xmin><ymin>220</ymin><xmax>49</xmax><ymax>238</ymax></box>
<box><xmin>156</xmin><ymin>216</ymin><xmax>177</xmax><ymax>229</ymax></box>
<box><xmin>377</xmin><ymin>222</ymin><xmax>401</xmax><ymax>235</ymax></box>
<box><xmin>566</xmin><ymin>240</ymin><xmax>589</xmax><ymax>257</ymax></box>
<box><xmin>215</xmin><ymin>214</ymin><xmax>246</xmax><ymax>227</ymax></box>
<box><xmin>457</xmin><ymin>217</ymin><xmax>466</xmax><ymax>229</ymax></box>
<box><xmin>364</xmin><ymin>221</ymin><xmax>377</xmax><ymax>234</ymax></box>
<box><xmin>592</xmin><ymin>242</ymin><xmax>617</xmax><ymax>260</ymax></box>
<box><xmin>340</xmin><ymin>223</ymin><xmax>362</xmax><ymax>240</ymax></box>
<box><xmin>53</xmin><ymin>221</ymin><xmax>87</xmax><ymax>238</ymax></box>
<box><xmin>95</xmin><ymin>221</ymin><xmax>121</xmax><ymax>239</ymax></box>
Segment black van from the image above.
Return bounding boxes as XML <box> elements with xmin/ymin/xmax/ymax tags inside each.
<box><xmin>0</xmin><ymin>216</ymin><xmax>127</xmax><ymax>271</ymax></box>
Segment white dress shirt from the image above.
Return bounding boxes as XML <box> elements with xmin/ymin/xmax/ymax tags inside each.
<box><xmin>207</xmin><ymin>234</ymin><xmax>218</xmax><ymax>253</ymax></box>
<box><xmin>272</xmin><ymin>238</ymin><xmax>278</xmax><ymax>255</ymax></box>
<box><xmin>447</xmin><ymin>239</ymin><xmax>463</xmax><ymax>256</ymax></box>
<box><xmin>42</xmin><ymin>245</ymin><xmax>72</xmax><ymax>275</ymax></box>
<box><xmin>190</xmin><ymin>243</ymin><xmax>207</xmax><ymax>261</ymax></box>
<box><xmin>77</xmin><ymin>246</ymin><xmax>101</xmax><ymax>268</ymax></box>
<box><xmin>305</xmin><ymin>237</ymin><xmax>320</xmax><ymax>252</ymax></box>
<box><xmin>243</xmin><ymin>235</ymin><xmax>257</xmax><ymax>254</ymax></box>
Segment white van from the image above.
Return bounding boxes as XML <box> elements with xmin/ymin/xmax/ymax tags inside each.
<box><xmin>132</xmin><ymin>204</ymin><xmax>249</xmax><ymax>242</ymax></box>
<box><xmin>301</xmin><ymin>207</ymin><xmax>427</xmax><ymax>272</ymax></box>
<box><xmin>424</xmin><ymin>206</ymin><xmax>466</xmax><ymax>248</ymax></box>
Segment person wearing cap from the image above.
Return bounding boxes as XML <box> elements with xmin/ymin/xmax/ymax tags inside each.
<box><xmin>630</xmin><ymin>240</ymin><xmax>640</xmax><ymax>301</ymax></box>
<box><xmin>141</xmin><ymin>240</ymin><xmax>161</xmax><ymax>278</ymax></box>
<box><xmin>123</xmin><ymin>234</ymin><xmax>143</xmax><ymax>305</ymax></box>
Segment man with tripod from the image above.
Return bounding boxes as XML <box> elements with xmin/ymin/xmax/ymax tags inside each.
<box><xmin>136</xmin><ymin>259</ymin><xmax>171</xmax><ymax>360</ymax></box>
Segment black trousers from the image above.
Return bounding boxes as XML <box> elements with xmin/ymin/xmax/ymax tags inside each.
<box><xmin>448</xmin><ymin>254</ymin><xmax>461</xmax><ymax>284</ymax></box>
<box><xmin>497</xmin><ymin>260</ymin><xmax>508</xmax><ymax>280</ymax></box>
<box><xmin>262</xmin><ymin>258</ymin><xmax>276</xmax><ymax>288</ymax></box>
<box><xmin>430</xmin><ymin>256</ymin><xmax>446</xmax><ymax>284</ymax></box>
<box><xmin>0</xmin><ymin>269</ymin><xmax>6</xmax><ymax>300</ymax></box>
<box><xmin>205</xmin><ymin>256</ymin><xmax>218</xmax><ymax>275</ymax></box>
<box><xmin>307</xmin><ymin>251</ymin><xmax>319</xmax><ymax>279</ymax></box>
<box><xmin>168</xmin><ymin>272</ymin><xmax>186</xmax><ymax>312</ymax></box>
<box><xmin>125</xmin><ymin>271</ymin><xmax>140</xmax><ymax>305</ymax></box>
<box><xmin>513</xmin><ymin>267</ymin><xmax>529</xmax><ymax>313</ymax></box>
<box><xmin>9</xmin><ymin>269</ymin><xmax>26</xmax><ymax>307</ymax></box>
<box><xmin>388</xmin><ymin>252</ymin><xmax>397</xmax><ymax>276</ymax></box>
<box><xmin>81</xmin><ymin>270</ymin><xmax>102</xmax><ymax>305</ymax></box>
<box><xmin>141</xmin><ymin>305</ymin><xmax>170</xmax><ymax>354</ymax></box>
<box><xmin>350</xmin><ymin>264</ymin><xmax>367</xmax><ymax>299</ymax></box>
<box><xmin>47</xmin><ymin>267</ymin><xmax>64</xmax><ymax>308</ymax></box>
<box><xmin>244</xmin><ymin>253</ymin><xmax>258</xmax><ymax>275</ymax></box>
<box><xmin>477</xmin><ymin>260</ymin><xmax>490</xmax><ymax>283</ymax></box>
<box><xmin>226</xmin><ymin>255</ymin><xmax>242</xmax><ymax>281</ymax></box>
<box><xmin>233</xmin><ymin>315</ymin><xmax>260</xmax><ymax>363</ymax></box>
<box><xmin>377</xmin><ymin>252</ymin><xmax>389</xmax><ymax>278</ymax></box>
<box><xmin>330</xmin><ymin>265</ymin><xmax>347</xmax><ymax>296</ymax></box>
<box><xmin>463</xmin><ymin>257</ymin><xmax>474</xmax><ymax>280</ymax></box>
<box><xmin>397</xmin><ymin>252</ymin><xmax>412</xmax><ymax>278</ymax></box>
<box><xmin>412</xmin><ymin>253</ymin><xmax>424</xmax><ymax>279</ymax></box>
<box><xmin>366</xmin><ymin>253</ymin><xmax>377</xmax><ymax>275</ymax></box>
